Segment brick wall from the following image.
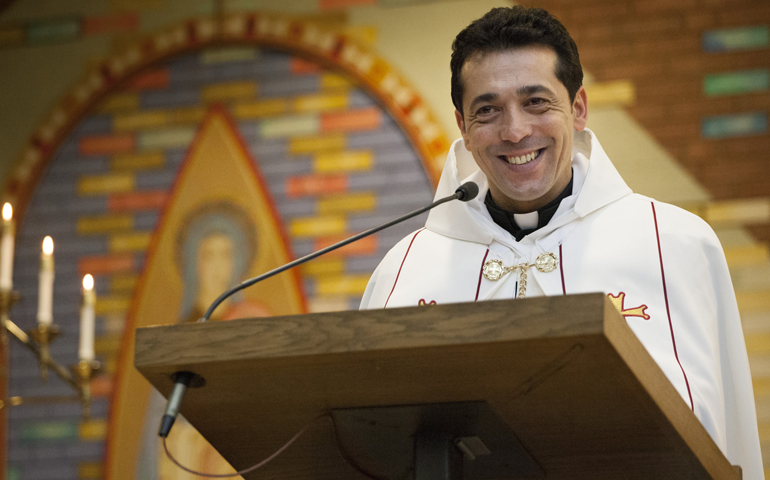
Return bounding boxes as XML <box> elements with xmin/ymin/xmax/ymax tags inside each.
<box><xmin>521</xmin><ymin>0</ymin><xmax>770</xmax><ymax>241</ymax></box>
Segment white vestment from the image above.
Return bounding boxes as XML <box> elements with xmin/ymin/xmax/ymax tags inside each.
<box><xmin>361</xmin><ymin>129</ymin><xmax>763</xmax><ymax>478</ymax></box>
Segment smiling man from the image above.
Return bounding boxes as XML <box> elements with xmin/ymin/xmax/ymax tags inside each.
<box><xmin>360</xmin><ymin>6</ymin><xmax>761</xmax><ymax>477</ymax></box>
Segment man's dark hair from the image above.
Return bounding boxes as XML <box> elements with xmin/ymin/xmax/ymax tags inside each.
<box><xmin>451</xmin><ymin>6</ymin><xmax>583</xmax><ymax>116</ymax></box>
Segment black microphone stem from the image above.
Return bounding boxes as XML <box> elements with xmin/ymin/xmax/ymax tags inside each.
<box><xmin>201</xmin><ymin>185</ymin><xmax>472</xmax><ymax>322</ymax></box>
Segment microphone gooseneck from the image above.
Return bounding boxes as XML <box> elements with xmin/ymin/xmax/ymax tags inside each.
<box><xmin>158</xmin><ymin>181</ymin><xmax>478</xmax><ymax>438</ymax></box>
<box><xmin>200</xmin><ymin>181</ymin><xmax>480</xmax><ymax>322</ymax></box>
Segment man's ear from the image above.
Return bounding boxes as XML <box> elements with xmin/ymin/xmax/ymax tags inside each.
<box><xmin>455</xmin><ymin>109</ymin><xmax>471</xmax><ymax>150</ymax></box>
<box><xmin>573</xmin><ymin>86</ymin><xmax>588</xmax><ymax>131</ymax></box>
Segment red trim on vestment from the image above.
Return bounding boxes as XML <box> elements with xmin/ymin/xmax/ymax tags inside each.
<box><xmin>559</xmin><ymin>244</ymin><xmax>566</xmax><ymax>295</ymax></box>
<box><xmin>652</xmin><ymin>202</ymin><xmax>694</xmax><ymax>411</ymax></box>
<box><xmin>475</xmin><ymin>249</ymin><xmax>490</xmax><ymax>301</ymax></box>
<box><xmin>384</xmin><ymin>228</ymin><xmax>425</xmax><ymax>308</ymax></box>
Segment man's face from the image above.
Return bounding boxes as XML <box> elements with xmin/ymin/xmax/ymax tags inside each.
<box><xmin>455</xmin><ymin>46</ymin><xmax>587</xmax><ymax>213</ymax></box>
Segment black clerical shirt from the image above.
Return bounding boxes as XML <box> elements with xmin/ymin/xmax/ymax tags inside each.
<box><xmin>485</xmin><ymin>175</ymin><xmax>574</xmax><ymax>242</ymax></box>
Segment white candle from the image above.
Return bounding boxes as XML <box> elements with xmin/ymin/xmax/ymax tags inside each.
<box><xmin>79</xmin><ymin>274</ymin><xmax>96</xmax><ymax>362</ymax></box>
<box><xmin>37</xmin><ymin>236</ymin><xmax>55</xmax><ymax>326</ymax></box>
<box><xmin>0</xmin><ymin>203</ymin><xmax>15</xmax><ymax>291</ymax></box>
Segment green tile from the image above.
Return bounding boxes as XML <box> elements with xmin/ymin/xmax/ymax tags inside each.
<box><xmin>703</xmin><ymin>25</ymin><xmax>769</xmax><ymax>52</ymax></box>
<box><xmin>26</xmin><ymin>19</ymin><xmax>80</xmax><ymax>45</ymax></box>
<box><xmin>7</xmin><ymin>466</ymin><xmax>20</xmax><ymax>480</ymax></box>
<box><xmin>704</xmin><ymin>69</ymin><xmax>769</xmax><ymax>96</ymax></box>
<box><xmin>21</xmin><ymin>420</ymin><xmax>78</xmax><ymax>441</ymax></box>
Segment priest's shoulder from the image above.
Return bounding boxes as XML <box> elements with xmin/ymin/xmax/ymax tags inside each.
<box><xmin>624</xmin><ymin>194</ymin><xmax>722</xmax><ymax>249</ymax></box>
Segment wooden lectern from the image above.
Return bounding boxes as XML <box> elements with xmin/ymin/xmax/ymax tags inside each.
<box><xmin>135</xmin><ymin>293</ymin><xmax>741</xmax><ymax>479</ymax></box>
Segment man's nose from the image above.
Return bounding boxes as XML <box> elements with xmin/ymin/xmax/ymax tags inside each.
<box><xmin>499</xmin><ymin>109</ymin><xmax>532</xmax><ymax>143</ymax></box>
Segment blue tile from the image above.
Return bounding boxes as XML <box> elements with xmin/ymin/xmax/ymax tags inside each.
<box><xmin>701</xmin><ymin>112</ymin><xmax>768</xmax><ymax>138</ymax></box>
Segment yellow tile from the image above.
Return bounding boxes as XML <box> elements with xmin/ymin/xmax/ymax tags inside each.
<box><xmin>109</xmin><ymin>232</ymin><xmax>151</xmax><ymax>252</ymax></box>
<box><xmin>318</xmin><ymin>192</ymin><xmax>376</xmax><ymax>214</ymax></box>
<box><xmin>94</xmin><ymin>334</ymin><xmax>123</xmax><ymax>355</ymax></box>
<box><xmin>110</xmin><ymin>274</ymin><xmax>137</xmax><ymax>293</ymax></box>
<box><xmin>79</xmin><ymin>419</ymin><xmax>107</xmax><ymax>441</ymax></box>
<box><xmin>260</xmin><ymin>115</ymin><xmax>319</xmax><ymax>138</ymax></box>
<box><xmin>98</xmin><ymin>93</ymin><xmax>139</xmax><ymax>112</ymax></box>
<box><xmin>170</xmin><ymin>107</ymin><xmax>206</xmax><ymax>124</ymax></box>
<box><xmin>759</xmin><ymin>422</ymin><xmax>770</xmax><ymax>442</ymax></box>
<box><xmin>705</xmin><ymin>198</ymin><xmax>770</xmax><ymax>225</ymax></box>
<box><xmin>110</xmin><ymin>151</ymin><xmax>165</xmax><ymax>171</ymax></box>
<box><xmin>113</xmin><ymin>111</ymin><xmax>169</xmax><ymax>131</ymax></box>
<box><xmin>105</xmin><ymin>357</ymin><xmax>118</xmax><ymax>374</ymax></box>
<box><xmin>343</xmin><ymin>25</ymin><xmax>377</xmax><ymax>46</ymax></box>
<box><xmin>233</xmin><ymin>99</ymin><xmax>288</xmax><ymax>118</ymax></box>
<box><xmin>746</xmin><ymin>333</ymin><xmax>770</xmax><ymax>355</ymax></box>
<box><xmin>316</xmin><ymin>274</ymin><xmax>370</xmax><ymax>296</ymax></box>
<box><xmin>78</xmin><ymin>173</ymin><xmax>135</xmax><ymax>195</ymax></box>
<box><xmin>289</xmin><ymin>133</ymin><xmax>346</xmax><ymax>154</ymax></box>
<box><xmin>754</xmin><ymin>378</ymin><xmax>770</xmax><ymax>397</ymax></box>
<box><xmin>314</xmin><ymin>150</ymin><xmax>372</xmax><ymax>173</ymax></box>
<box><xmin>724</xmin><ymin>243</ymin><xmax>770</xmax><ymax>267</ymax></box>
<box><xmin>295</xmin><ymin>93</ymin><xmax>348</xmax><ymax>112</ymax></box>
<box><xmin>201</xmin><ymin>81</ymin><xmax>257</xmax><ymax>102</ymax></box>
<box><xmin>737</xmin><ymin>290</ymin><xmax>770</xmax><ymax>313</ymax></box>
<box><xmin>290</xmin><ymin>215</ymin><xmax>346</xmax><ymax>238</ymax></box>
<box><xmin>77</xmin><ymin>215</ymin><xmax>134</xmax><ymax>235</ymax></box>
<box><xmin>78</xmin><ymin>461</ymin><xmax>103</xmax><ymax>479</ymax></box>
<box><xmin>95</xmin><ymin>296</ymin><xmax>131</xmax><ymax>316</ymax></box>
<box><xmin>301</xmin><ymin>258</ymin><xmax>345</xmax><ymax>276</ymax></box>
<box><xmin>321</xmin><ymin>73</ymin><xmax>353</xmax><ymax>91</ymax></box>
<box><xmin>584</xmin><ymin>80</ymin><xmax>635</xmax><ymax>107</ymax></box>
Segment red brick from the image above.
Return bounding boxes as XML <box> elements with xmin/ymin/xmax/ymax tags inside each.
<box><xmin>593</xmin><ymin>60</ymin><xmax>667</xmax><ymax>81</ymax></box>
<box><xmin>570</xmin><ymin>3</ymin><xmax>632</xmax><ymax>24</ymax></box>
<box><xmin>633</xmin><ymin>36</ymin><xmax>701</xmax><ymax>57</ymax></box>
<box><xmin>578</xmin><ymin>44</ymin><xmax>634</xmax><ymax>63</ymax></box>
<box><xmin>748</xmin><ymin>225</ymin><xmax>770</xmax><ymax>244</ymax></box>
<box><xmin>684</xmin><ymin>11</ymin><xmax>718</xmax><ymax>31</ymax></box>
<box><xmin>634</xmin><ymin>0</ymin><xmax>698</xmax><ymax>13</ymax></box>
<box><xmin>718</xmin><ymin>5</ymin><xmax>770</xmax><ymax>27</ymax></box>
<box><xmin>621</xmin><ymin>15</ymin><xmax>684</xmax><ymax>35</ymax></box>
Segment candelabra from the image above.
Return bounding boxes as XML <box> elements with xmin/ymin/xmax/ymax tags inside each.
<box><xmin>0</xmin><ymin>288</ymin><xmax>100</xmax><ymax>419</ymax></box>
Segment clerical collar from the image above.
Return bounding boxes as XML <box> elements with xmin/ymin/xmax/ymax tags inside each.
<box><xmin>485</xmin><ymin>173</ymin><xmax>574</xmax><ymax>242</ymax></box>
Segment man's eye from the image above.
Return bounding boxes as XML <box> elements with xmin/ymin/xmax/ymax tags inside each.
<box><xmin>476</xmin><ymin>106</ymin><xmax>494</xmax><ymax>115</ymax></box>
<box><xmin>528</xmin><ymin>98</ymin><xmax>546</xmax><ymax>106</ymax></box>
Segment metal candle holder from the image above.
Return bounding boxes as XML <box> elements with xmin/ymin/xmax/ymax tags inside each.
<box><xmin>0</xmin><ymin>289</ymin><xmax>98</xmax><ymax>418</ymax></box>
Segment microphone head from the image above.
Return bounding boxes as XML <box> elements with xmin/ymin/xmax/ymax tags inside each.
<box><xmin>455</xmin><ymin>182</ymin><xmax>479</xmax><ymax>202</ymax></box>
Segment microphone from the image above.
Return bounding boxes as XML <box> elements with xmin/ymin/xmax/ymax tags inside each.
<box><xmin>158</xmin><ymin>181</ymin><xmax>479</xmax><ymax>438</ymax></box>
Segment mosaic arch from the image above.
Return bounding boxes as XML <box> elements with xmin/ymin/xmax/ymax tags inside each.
<box><xmin>4</xmin><ymin>14</ymin><xmax>450</xmax><ymax>480</ymax></box>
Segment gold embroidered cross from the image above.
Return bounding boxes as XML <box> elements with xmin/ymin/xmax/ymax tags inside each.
<box><xmin>608</xmin><ymin>292</ymin><xmax>650</xmax><ymax>320</ymax></box>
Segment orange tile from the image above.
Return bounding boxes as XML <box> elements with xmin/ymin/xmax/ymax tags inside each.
<box><xmin>291</xmin><ymin>57</ymin><xmax>322</xmax><ymax>74</ymax></box>
<box><xmin>129</xmin><ymin>69</ymin><xmax>169</xmax><ymax>91</ymax></box>
<box><xmin>82</xmin><ymin>13</ymin><xmax>139</xmax><ymax>35</ymax></box>
<box><xmin>79</xmin><ymin>134</ymin><xmax>135</xmax><ymax>156</ymax></box>
<box><xmin>321</xmin><ymin>107</ymin><xmax>381</xmax><ymax>132</ymax></box>
<box><xmin>90</xmin><ymin>375</ymin><xmax>114</xmax><ymax>397</ymax></box>
<box><xmin>79</xmin><ymin>254</ymin><xmax>134</xmax><ymax>276</ymax></box>
<box><xmin>320</xmin><ymin>0</ymin><xmax>376</xmax><ymax>10</ymax></box>
<box><xmin>108</xmin><ymin>190</ymin><xmax>168</xmax><ymax>212</ymax></box>
<box><xmin>313</xmin><ymin>234</ymin><xmax>377</xmax><ymax>257</ymax></box>
<box><xmin>286</xmin><ymin>174</ymin><xmax>348</xmax><ymax>198</ymax></box>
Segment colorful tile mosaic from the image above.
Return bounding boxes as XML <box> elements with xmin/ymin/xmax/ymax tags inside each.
<box><xmin>8</xmin><ymin>43</ymin><xmax>439</xmax><ymax>478</ymax></box>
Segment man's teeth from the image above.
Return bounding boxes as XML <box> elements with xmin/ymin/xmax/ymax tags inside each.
<box><xmin>507</xmin><ymin>150</ymin><xmax>539</xmax><ymax>164</ymax></box>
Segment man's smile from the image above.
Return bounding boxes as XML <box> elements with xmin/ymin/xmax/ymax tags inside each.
<box><xmin>497</xmin><ymin>148</ymin><xmax>544</xmax><ymax>165</ymax></box>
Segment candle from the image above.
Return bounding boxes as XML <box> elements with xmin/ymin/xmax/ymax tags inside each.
<box><xmin>79</xmin><ymin>274</ymin><xmax>96</xmax><ymax>362</ymax></box>
<box><xmin>37</xmin><ymin>236</ymin><xmax>55</xmax><ymax>326</ymax></box>
<box><xmin>0</xmin><ymin>203</ymin><xmax>14</xmax><ymax>291</ymax></box>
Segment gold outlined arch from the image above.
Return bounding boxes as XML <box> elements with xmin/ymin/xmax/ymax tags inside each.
<box><xmin>3</xmin><ymin>13</ymin><xmax>450</xmax><ymax>223</ymax></box>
